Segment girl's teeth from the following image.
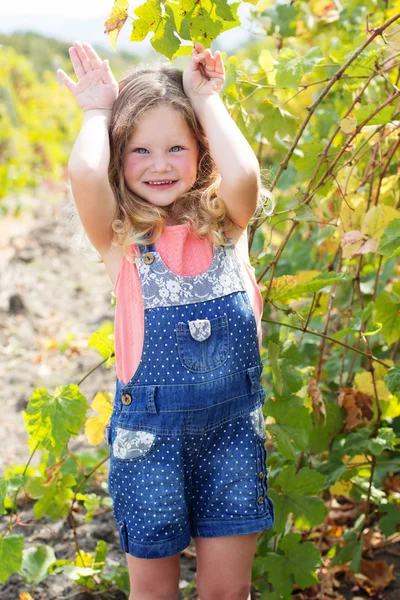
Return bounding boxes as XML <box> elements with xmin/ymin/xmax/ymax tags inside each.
<box><xmin>148</xmin><ymin>181</ymin><xmax>173</xmax><ymax>185</ymax></box>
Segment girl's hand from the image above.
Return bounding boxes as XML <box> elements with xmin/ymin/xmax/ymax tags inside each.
<box><xmin>183</xmin><ymin>42</ymin><xmax>225</xmax><ymax>100</ymax></box>
<box><xmin>56</xmin><ymin>41</ymin><xmax>119</xmax><ymax>112</ymax></box>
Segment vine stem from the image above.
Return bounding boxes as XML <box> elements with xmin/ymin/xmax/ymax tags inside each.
<box><xmin>261</xmin><ymin>318</ymin><xmax>391</xmax><ymax>369</ymax></box>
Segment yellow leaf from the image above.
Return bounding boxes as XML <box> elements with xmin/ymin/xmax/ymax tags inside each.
<box><xmin>339</xmin><ymin>194</ymin><xmax>367</xmax><ymax>232</ymax></box>
<box><xmin>330</xmin><ymin>480</ymin><xmax>353</xmax><ymax>496</ymax></box>
<box><xmin>354</xmin><ymin>371</ymin><xmax>391</xmax><ymax>402</ymax></box>
<box><xmin>361</xmin><ymin>205</ymin><xmax>400</xmax><ymax>242</ymax></box>
<box><xmin>85</xmin><ymin>391</ymin><xmax>114</xmax><ymax>446</ymax></box>
<box><xmin>20</xmin><ymin>594</ymin><xmax>34</xmax><ymax>600</ymax></box>
<box><xmin>259</xmin><ymin>49</ymin><xmax>274</xmax><ymax>72</ymax></box>
<box><xmin>354</xmin><ymin>370</ymin><xmax>400</xmax><ymax>418</ymax></box>
<box><xmin>340</xmin><ymin>114</ymin><xmax>357</xmax><ymax>134</ymax></box>
<box><xmin>104</xmin><ymin>0</ymin><xmax>129</xmax><ymax>51</ymax></box>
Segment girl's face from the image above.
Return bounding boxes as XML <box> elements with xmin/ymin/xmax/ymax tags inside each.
<box><xmin>123</xmin><ymin>104</ymin><xmax>199</xmax><ymax>211</ymax></box>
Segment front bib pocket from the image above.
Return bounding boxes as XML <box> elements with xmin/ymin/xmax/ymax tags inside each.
<box><xmin>175</xmin><ymin>314</ymin><xmax>229</xmax><ymax>373</ymax></box>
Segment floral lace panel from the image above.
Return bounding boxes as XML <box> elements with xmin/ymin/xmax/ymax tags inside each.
<box><xmin>136</xmin><ymin>245</ymin><xmax>246</xmax><ymax>309</ymax></box>
<box><xmin>113</xmin><ymin>427</ymin><xmax>156</xmax><ymax>460</ymax></box>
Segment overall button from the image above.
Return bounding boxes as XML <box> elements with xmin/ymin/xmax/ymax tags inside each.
<box><xmin>143</xmin><ymin>252</ymin><xmax>155</xmax><ymax>264</ymax></box>
<box><xmin>258</xmin><ymin>471</ymin><xmax>264</xmax><ymax>480</ymax></box>
<box><xmin>121</xmin><ymin>393</ymin><xmax>132</xmax><ymax>405</ymax></box>
<box><xmin>257</xmin><ymin>496</ymin><xmax>264</xmax><ymax>504</ymax></box>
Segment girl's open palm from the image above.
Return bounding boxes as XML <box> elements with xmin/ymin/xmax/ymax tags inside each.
<box><xmin>57</xmin><ymin>41</ymin><xmax>119</xmax><ymax>112</ymax></box>
<box><xmin>183</xmin><ymin>42</ymin><xmax>225</xmax><ymax>99</ymax></box>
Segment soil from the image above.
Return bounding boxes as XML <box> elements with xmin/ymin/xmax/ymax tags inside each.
<box><xmin>1</xmin><ymin>181</ymin><xmax>399</xmax><ymax>599</ymax></box>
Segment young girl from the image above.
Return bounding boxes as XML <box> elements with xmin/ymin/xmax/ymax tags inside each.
<box><xmin>57</xmin><ymin>40</ymin><xmax>274</xmax><ymax>600</ymax></box>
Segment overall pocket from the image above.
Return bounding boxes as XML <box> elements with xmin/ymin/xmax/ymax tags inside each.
<box><xmin>175</xmin><ymin>314</ymin><xmax>229</xmax><ymax>373</ymax></box>
<box><xmin>111</xmin><ymin>425</ymin><xmax>161</xmax><ymax>463</ymax></box>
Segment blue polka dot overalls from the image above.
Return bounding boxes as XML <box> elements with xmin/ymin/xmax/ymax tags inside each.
<box><xmin>105</xmin><ymin>232</ymin><xmax>274</xmax><ymax>559</ymax></box>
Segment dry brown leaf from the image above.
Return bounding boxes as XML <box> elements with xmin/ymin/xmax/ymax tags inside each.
<box><xmin>362</xmin><ymin>527</ymin><xmax>385</xmax><ymax>550</ymax></box>
<box><xmin>383</xmin><ymin>473</ymin><xmax>400</xmax><ymax>496</ymax></box>
<box><xmin>347</xmin><ymin>559</ymin><xmax>395</xmax><ymax>595</ymax></box>
<box><xmin>338</xmin><ymin>387</ymin><xmax>373</xmax><ymax>432</ymax></box>
<box><xmin>308</xmin><ymin>377</ymin><xmax>326</xmax><ymax>419</ymax></box>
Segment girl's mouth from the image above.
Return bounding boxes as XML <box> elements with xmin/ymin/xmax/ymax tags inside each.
<box><xmin>144</xmin><ymin>180</ymin><xmax>177</xmax><ymax>190</ymax></box>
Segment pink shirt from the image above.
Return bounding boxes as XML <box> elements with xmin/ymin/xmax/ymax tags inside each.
<box><xmin>113</xmin><ymin>223</ymin><xmax>263</xmax><ymax>384</ymax></box>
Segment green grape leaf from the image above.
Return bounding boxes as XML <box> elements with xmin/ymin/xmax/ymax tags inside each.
<box><xmin>21</xmin><ymin>545</ymin><xmax>57</xmax><ymax>585</ymax></box>
<box><xmin>262</xmin><ymin>542</ymin><xmax>321</xmax><ymax>596</ymax></box>
<box><xmin>151</xmin><ymin>7</ymin><xmax>180</xmax><ymax>59</ymax></box>
<box><xmin>374</xmin><ymin>291</ymin><xmax>400</xmax><ymax>345</ymax></box>
<box><xmin>266</xmin><ymin>398</ymin><xmax>312</xmax><ymax>461</ymax></box>
<box><xmin>384</xmin><ymin>366</ymin><xmax>400</xmax><ymax>395</ymax></box>
<box><xmin>368</xmin><ymin>427</ymin><xmax>397</xmax><ymax>456</ymax></box>
<box><xmin>28</xmin><ymin>473</ymin><xmax>77</xmax><ymax>520</ymax></box>
<box><xmin>270</xmin><ymin>466</ymin><xmax>326</xmax><ymax>533</ymax></box>
<box><xmin>0</xmin><ymin>535</ymin><xmax>24</xmax><ymax>584</ymax></box>
<box><xmin>377</xmin><ymin>218</ymin><xmax>400</xmax><ymax>257</ymax></box>
<box><xmin>23</xmin><ymin>385</ymin><xmax>88</xmax><ymax>459</ymax></box>
<box><xmin>260</xmin><ymin>3</ymin><xmax>299</xmax><ymax>37</ymax></box>
<box><xmin>130</xmin><ymin>0</ymin><xmax>162</xmax><ymax>42</ymax></box>
<box><xmin>379</xmin><ymin>503</ymin><xmax>400</xmax><ymax>538</ymax></box>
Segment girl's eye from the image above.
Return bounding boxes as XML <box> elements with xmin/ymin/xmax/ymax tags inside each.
<box><xmin>132</xmin><ymin>146</ymin><xmax>183</xmax><ymax>154</ymax></box>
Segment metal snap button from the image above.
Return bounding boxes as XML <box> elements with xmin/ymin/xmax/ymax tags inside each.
<box><xmin>143</xmin><ymin>252</ymin><xmax>155</xmax><ymax>264</ymax></box>
<box><xmin>258</xmin><ymin>471</ymin><xmax>264</xmax><ymax>480</ymax></box>
<box><xmin>257</xmin><ymin>495</ymin><xmax>264</xmax><ymax>504</ymax></box>
<box><xmin>121</xmin><ymin>393</ymin><xmax>132</xmax><ymax>405</ymax></box>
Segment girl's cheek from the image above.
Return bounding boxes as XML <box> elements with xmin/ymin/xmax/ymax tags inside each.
<box><xmin>123</xmin><ymin>155</ymin><xmax>144</xmax><ymax>178</ymax></box>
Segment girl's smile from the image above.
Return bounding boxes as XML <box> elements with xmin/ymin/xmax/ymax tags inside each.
<box><xmin>123</xmin><ymin>105</ymin><xmax>199</xmax><ymax>208</ymax></box>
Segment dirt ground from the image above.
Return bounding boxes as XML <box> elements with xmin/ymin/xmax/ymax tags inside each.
<box><xmin>1</xmin><ymin>181</ymin><xmax>399</xmax><ymax>599</ymax></box>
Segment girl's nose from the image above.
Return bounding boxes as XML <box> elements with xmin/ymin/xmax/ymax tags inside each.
<box><xmin>151</xmin><ymin>155</ymin><xmax>172</xmax><ymax>172</ymax></box>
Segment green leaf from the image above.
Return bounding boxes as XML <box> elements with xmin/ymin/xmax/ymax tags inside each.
<box><xmin>289</xmin><ymin>542</ymin><xmax>321</xmax><ymax>589</ymax></box>
<box><xmin>23</xmin><ymin>385</ymin><xmax>88</xmax><ymax>459</ymax></box>
<box><xmin>268</xmin><ymin>340</ymin><xmax>283</xmax><ymax>395</ymax></box>
<box><xmin>0</xmin><ymin>477</ymin><xmax>7</xmax><ymax>515</ymax></box>
<box><xmin>384</xmin><ymin>366</ymin><xmax>400</xmax><ymax>395</ymax></box>
<box><xmin>275</xmin><ymin>49</ymin><xmax>303</xmax><ymax>90</ymax></box>
<box><xmin>266</xmin><ymin>398</ymin><xmax>312</xmax><ymax>460</ymax></box>
<box><xmin>94</xmin><ymin>540</ymin><xmax>108</xmax><ymax>572</ymax></box>
<box><xmin>262</xmin><ymin>542</ymin><xmax>321</xmax><ymax>596</ymax></box>
<box><xmin>0</xmin><ymin>535</ymin><xmax>24</xmax><ymax>584</ymax></box>
<box><xmin>369</xmin><ymin>428</ymin><xmax>396</xmax><ymax>456</ymax></box>
<box><xmin>262</xmin><ymin>553</ymin><xmax>293</xmax><ymax>596</ymax></box>
<box><xmin>270</xmin><ymin>466</ymin><xmax>326</xmax><ymax>533</ymax></box>
<box><xmin>379</xmin><ymin>503</ymin><xmax>400</xmax><ymax>537</ymax></box>
<box><xmin>151</xmin><ymin>7</ymin><xmax>180</xmax><ymax>59</ymax></box>
<box><xmin>130</xmin><ymin>0</ymin><xmax>162</xmax><ymax>42</ymax></box>
<box><xmin>278</xmin><ymin>532</ymin><xmax>302</xmax><ymax>552</ymax></box>
<box><xmin>261</xmin><ymin>3</ymin><xmax>298</xmax><ymax>38</ymax></box>
<box><xmin>309</xmin><ymin>403</ymin><xmax>344</xmax><ymax>453</ymax></box>
<box><xmin>377</xmin><ymin>218</ymin><xmax>400</xmax><ymax>257</ymax></box>
<box><xmin>28</xmin><ymin>473</ymin><xmax>77</xmax><ymax>520</ymax></box>
<box><xmin>21</xmin><ymin>545</ymin><xmax>56</xmax><ymax>585</ymax></box>
<box><xmin>374</xmin><ymin>291</ymin><xmax>400</xmax><ymax>345</ymax></box>
<box><xmin>184</xmin><ymin>0</ymin><xmax>223</xmax><ymax>45</ymax></box>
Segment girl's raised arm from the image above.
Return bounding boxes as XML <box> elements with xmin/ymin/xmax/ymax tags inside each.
<box><xmin>57</xmin><ymin>41</ymin><xmax>119</xmax><ymax>256</ymax></box>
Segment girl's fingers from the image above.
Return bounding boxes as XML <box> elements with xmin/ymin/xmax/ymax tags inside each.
<box><xmin>81</xmin><ymin>41</ymin><xmax>103</xmax><ymax>70</ymax></box>
<box><xmin>56</xmin><ymin>69</ymin><xmax>77</xmax><ymax>93</ymax></box>
<box><xmin>69</xmin><ymin>47</ymin><xmax>86</xmax><ymax>79</ymax></box>
<box><xmin>72</xmin><ymin>41</ymin><xmax>91</xmax><ymax>75</ymax></box>
<box><xmin>215</xmin><ymin>51</ymin><xmax>225</xmax><ymax>74</ymax></box>
<box><xmin>101</xmin><ymin>60</ymin><xmax>116</xmax><ymax>85</ymax></box>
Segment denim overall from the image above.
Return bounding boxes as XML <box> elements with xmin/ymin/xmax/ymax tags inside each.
<box><xmin>105</xmin><ymin>233</ymin><xmax>274</xmax><ymax>559</ymax></box>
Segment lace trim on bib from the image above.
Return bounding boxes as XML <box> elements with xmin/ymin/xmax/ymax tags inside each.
<box><xmin>136</xmin><ymin>245</ymin><xmax>246</xmax><ymax>309</ymax></box>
